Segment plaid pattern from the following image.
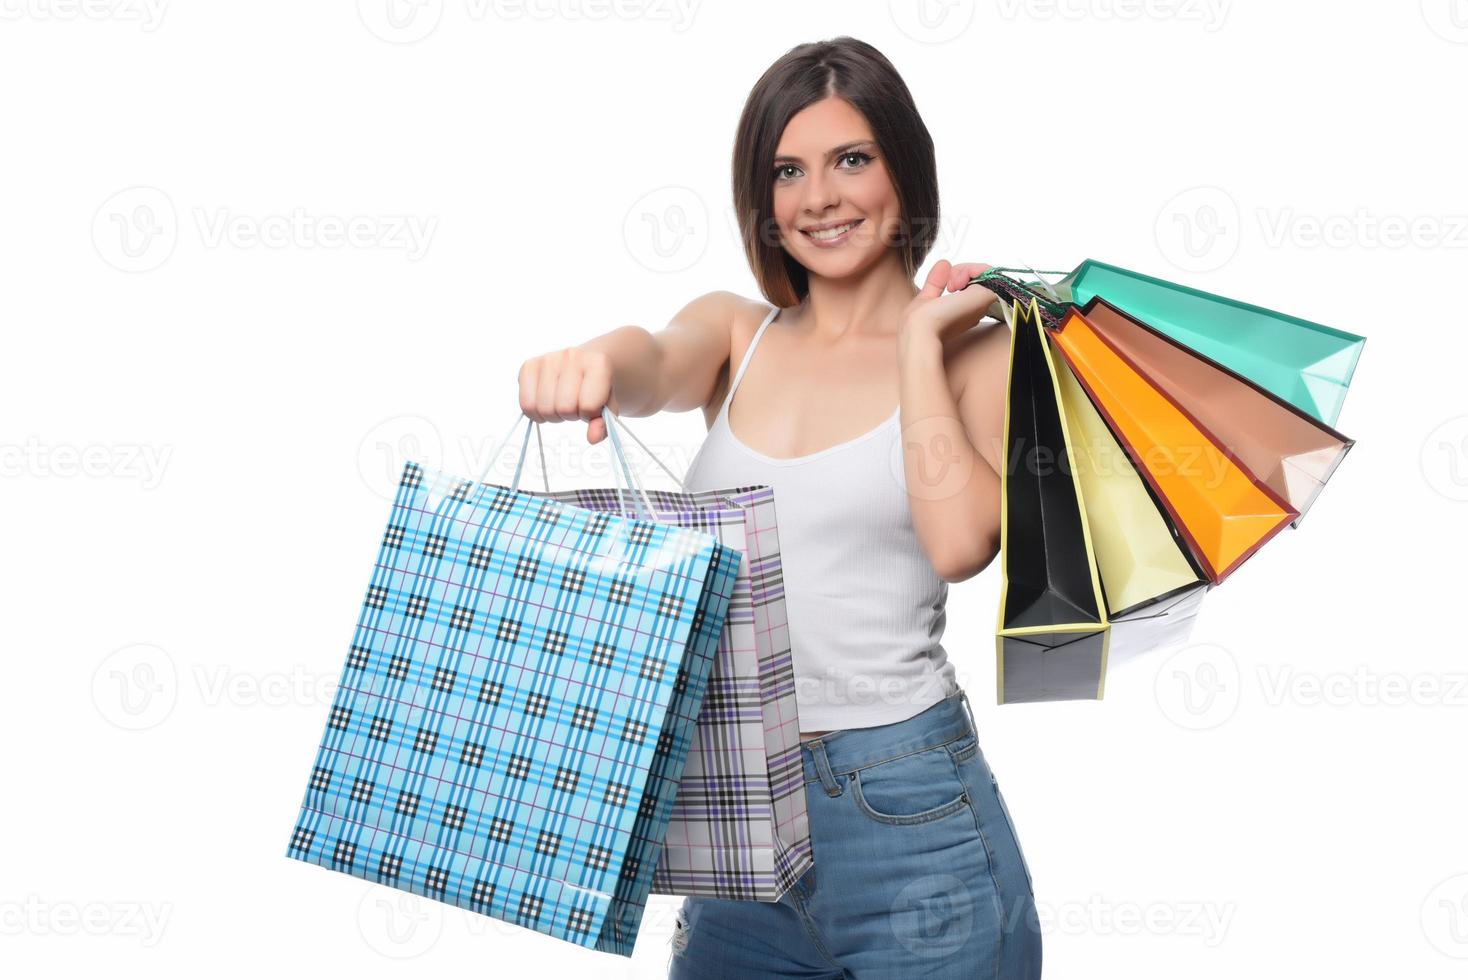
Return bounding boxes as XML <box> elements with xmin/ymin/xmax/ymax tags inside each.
<box><xmin>286</xmin><ymin>461</ymin><xmax>742</xmax><ymax>957</ymax></box>
<box><xmin>528</xmin><ymin>484</ymin><xmax>811</xmax><ymax>901</ymax></box>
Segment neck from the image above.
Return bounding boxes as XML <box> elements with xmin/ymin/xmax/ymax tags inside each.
<box><xmin>797</xmin><ymin>250</ymin><xmax>918</xmax><ymax>341</ymax></box>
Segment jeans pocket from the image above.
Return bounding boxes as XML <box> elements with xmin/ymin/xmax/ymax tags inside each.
<box><xmin>849</xmin><ymin>743</ymin><xmax>971</xmax><ymax>826</ymax></box>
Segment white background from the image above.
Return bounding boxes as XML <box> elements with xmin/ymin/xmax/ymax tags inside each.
<box><xmin>3</xmin><ymin>1</ymin><xmax>1465</xmax><ymax>977</ymax></box>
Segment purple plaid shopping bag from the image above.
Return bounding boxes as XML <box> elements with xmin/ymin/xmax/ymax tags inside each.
<box><xmin>523</xmin><ymin>414</ymin><xmax>812</xmax><ymax>901</ymax></box>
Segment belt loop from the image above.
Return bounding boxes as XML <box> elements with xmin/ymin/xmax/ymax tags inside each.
<box><xmin>958</xmin><ymin>688</ymin><xmax>977</xmax><ymax>736</ymax></box>
<box><xmin>806</xmin><ymin>740</ymin><xmax>844</xmax><ymax>797</ymax></box>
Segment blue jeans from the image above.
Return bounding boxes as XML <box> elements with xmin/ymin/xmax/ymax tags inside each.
<box><xmin>667</xmin><ymin>689</ymin><xmax>1041</xmax><ymax>978</ymax></box>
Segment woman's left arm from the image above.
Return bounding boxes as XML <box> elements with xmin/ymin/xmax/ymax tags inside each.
<box><xmin>896</xmin><ymin>260</ymin><xmax>1010</xmax><ymax>583</ymax></box>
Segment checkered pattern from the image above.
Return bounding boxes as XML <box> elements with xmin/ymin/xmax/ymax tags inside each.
<box><xmin>287</xmin><ymin>460</ymin><xmax>740</xmax><ymax>957</ymax></box>
<box><xmin>528</xmin><ymin>484</ymin><xmax>811</xmax><ymax>901</ymax></box>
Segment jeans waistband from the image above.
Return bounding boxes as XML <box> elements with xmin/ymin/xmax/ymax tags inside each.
<box><xmin>800</xmin><ymin>690</ymin><xmax>976</xmax><ymax>785</ymax></box>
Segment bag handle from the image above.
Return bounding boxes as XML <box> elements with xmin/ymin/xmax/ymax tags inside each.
<box><xmin>602</xmin><ymin>413</ymin><xmax>690</xmax><ymax>491</ymax></box>
<box><xmin>476</xmin><ymin>406</ymin><xmax>664</xmax><ymax>522</ymax></box>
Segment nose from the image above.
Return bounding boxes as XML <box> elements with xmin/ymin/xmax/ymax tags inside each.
<box><xmin>800</xmin><ymin>168</ymin><xmax>840</xmax><ymax>217</ymax></box>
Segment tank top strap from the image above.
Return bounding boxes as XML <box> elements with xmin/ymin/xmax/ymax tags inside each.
<box><xmin>722</xmin><ymin>304</ymin><xmax>780</xmax><ymax>414</ymax></box>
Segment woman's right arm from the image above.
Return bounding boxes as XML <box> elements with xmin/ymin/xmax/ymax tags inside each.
<box><xmin>517</xmin><ymin>290</ymin><xmax>750</xmax><ymax>444</ymax></box>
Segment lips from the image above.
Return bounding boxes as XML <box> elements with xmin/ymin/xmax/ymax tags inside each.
<box><xmin>799</xmin><ymin>218</ymin><xmax>863</xmax><ymax>244</ymax></box>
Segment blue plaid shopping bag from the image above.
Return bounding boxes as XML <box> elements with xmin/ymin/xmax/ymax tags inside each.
<box><xmin>286</xmin><ymin>408</ymin><xmax>743</xmax><ymax>956</ymax></box>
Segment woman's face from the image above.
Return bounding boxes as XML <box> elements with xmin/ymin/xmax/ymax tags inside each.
<box><xmin>770</xmin><ymin>95</ymin><xmax>904</xmax><ymax>282</ymax></box>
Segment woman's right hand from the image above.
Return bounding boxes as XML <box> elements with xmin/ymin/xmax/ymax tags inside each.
<box><xmin>517</xmin><ymin>346</ymin><xmax>617</xmax><ymax>444</ymax></box>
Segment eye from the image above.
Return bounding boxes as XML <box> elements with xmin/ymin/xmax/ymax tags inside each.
<box><xmin>774</xmin><ymin>163</ymin><xmax>802</xmax><ymax>182</ymax></box>
<box><xmin>837</xmin><ymin>151</ymin><xmax>874</xmax><ymax>170</ymax></box>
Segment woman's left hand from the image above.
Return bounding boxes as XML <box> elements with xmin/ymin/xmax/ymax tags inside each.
<box><xmin>900</xmin><ymin>260</ymin><xmax>1001</xmax><ymax>344</ymax></box>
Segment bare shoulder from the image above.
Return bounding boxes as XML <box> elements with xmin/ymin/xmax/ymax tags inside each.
<box><xmin>662</xmin><ymin>290</ymin><xmax>777</xmax><ymax>421</ymax></box>
<box><xmin>669</xmin><ymin>290</ymin><xmax>772</xmax><ymax>336</ymax></box>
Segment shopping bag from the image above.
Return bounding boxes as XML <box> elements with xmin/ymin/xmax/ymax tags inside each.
<box><xmin>996</xmin><ymin>298</ymin><xmax>1110</xmax><ymax>704</ymax></box>
<box><xmin>1072</xmin><ymin>298</ymin><xmax>1354</xmax><ymax>527</ymax></box>
<box><xmin>1045</xmin><ymin>303</ymin><xmax>1298</xmax><ymax>583</ymax></box>
<box><xmin>520</xmin><ymin>413</ymin><xmax>811</xmax><ymax>901</ymax></box>
<box><xmin>1057</xmin><ymin>259</ymin><xmax>1364</xmax><ymax>427</ymax></box>
<box><xmin>1050</xmin><ymin>339</ymin><xmax>1210</xmax><ymax>666</ymax></box>
<box><xmin>285</xmin><ymin>406</ymin><xmax>743</xmax><ymax>957</ymax></box>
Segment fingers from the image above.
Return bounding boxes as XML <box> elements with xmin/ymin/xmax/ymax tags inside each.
<box><xmin>519</xmin><ymin>348</ymin><xmax>615</xmax><ymax>439</ymax></box>
<box><xmin>917</xmin><ymin>259</ymin><xmax>951</xmax><ymax>301</ymax></box>
<box><xmin>946</xmin><ymin>262</ymin><xmax>993</xmax><ymax>293</ymax></box>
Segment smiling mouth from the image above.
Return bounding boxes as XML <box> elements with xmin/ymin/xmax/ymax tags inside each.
<box><xmin>800</xmin><ymin>219</ymin><xmax>863</xmax><ymax>243</ymax></box>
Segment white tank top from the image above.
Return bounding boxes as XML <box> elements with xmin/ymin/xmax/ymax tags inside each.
<box><xmin>682</xmin><ymin>304</ymin><xmax>959</xmax><ymax>732</ymax></box>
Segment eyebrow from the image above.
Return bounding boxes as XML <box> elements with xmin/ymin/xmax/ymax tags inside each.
<box><xmin>772</xmin><ymin>140</ymin><xmax>876</xmax><ymax>165</ymax></box>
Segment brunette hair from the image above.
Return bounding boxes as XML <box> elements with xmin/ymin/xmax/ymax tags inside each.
<box><xmin>732</xmin><ymin>36</ymin><xmax>939</xmax><ymax>307</ymax></box>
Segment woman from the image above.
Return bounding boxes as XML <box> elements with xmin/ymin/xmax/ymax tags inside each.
<box><xmin>518</xmin><ymin>36</ymin><xmax>1041</xmax><ymax>979</ymax></box>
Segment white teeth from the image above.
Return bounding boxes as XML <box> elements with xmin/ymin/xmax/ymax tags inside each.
<box><xmin>805</xmin><ymin>220</ymin><xmax>859</xmax><ymax>241</ymax></box>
